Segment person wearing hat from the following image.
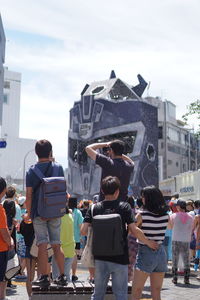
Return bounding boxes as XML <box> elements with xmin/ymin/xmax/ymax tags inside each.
<box><xmin>169</xmin><ymin>199</ymin><xmax>194</xmax><ymax>284</ymax></box>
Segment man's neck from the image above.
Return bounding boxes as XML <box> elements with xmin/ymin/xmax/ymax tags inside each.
<box><xmin>38</xmin><ymin>158</ymin><xmax>51</xmax><ymax>163</ymax></box>
<box><xmin>104</xmin><ymin>196</ymin><xmax>117</xmax><ymax>201</ymax></box>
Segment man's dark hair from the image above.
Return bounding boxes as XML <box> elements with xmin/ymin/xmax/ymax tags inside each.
<box><xmin>6</xmin><ymin>186</ymin><xmax>16</xmax><ymax>198</ymax></box>
<box><xmin>101</xmin><ymin>176</ymin><xmax>120</xmax><ymax>196</ymax></box>
<box><xmin>68</xmin><ymin>197</ymin><xmax>78</xmax><ymax>210</ymax></box>
<box><xmin>35</xmin><ymin>139</ymin><xmax>52</xmax><ymax>158</ymax></box>
<box><xmin>110</xmin><ymin>140</ymin><xmax>124</xmax><ymax>156</ymax></box>
<box><xmin>0</xmin><ymin>177</ymin><xmax>6</xmax><ymax>194</ymax></box>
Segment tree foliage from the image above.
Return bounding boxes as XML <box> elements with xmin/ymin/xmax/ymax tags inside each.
<box><xmin>182</xmin><ymin>99</ymin><xmax>200</xmax><ymax>137</ymax></box>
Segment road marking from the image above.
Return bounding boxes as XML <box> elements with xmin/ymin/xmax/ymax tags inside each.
<box><xmin>12</xmin><ymin>281</ymin><xmax>26</xmax><ymax>286</ymax></box>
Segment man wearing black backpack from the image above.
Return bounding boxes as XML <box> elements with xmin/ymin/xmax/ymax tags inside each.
<box><xmin>85</xmin><ymin>139</ymin><xmax>134</xmax><ymax>201</ymax></box>
<box><xmin>25</xmin><ymin>139</ymin><xmax>67</xmax><ymax>287</ymax></box>
<box><xmin>81</xmin><ymin>176</ymin><xmax>158</xmax><ymax>300</ymax></box>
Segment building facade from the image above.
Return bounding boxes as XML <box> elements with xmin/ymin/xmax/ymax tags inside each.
<box><xmin>145</xmin><ymin>96</ymin><xmax>200</xmax><ymax>181</ymax></box>
<box><xmin>68</xmin><ymin>72</ymin><xmax>158</xmax><ymax>199</ymax></box>
<box><xmin>0</xmin><ymin>68</ymin><xmax>36</xmax><ymax>190</ymax></box>
<box><xmin>0</xmin><ymin>14</ymin><xmax>6</xmax><ymax>129</ymax></box>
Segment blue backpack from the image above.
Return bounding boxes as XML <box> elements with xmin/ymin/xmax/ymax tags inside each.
<box><xmin>32</xmin><ymin>163</ymin><xmax>67</xmax><ymax>219</ymax></box>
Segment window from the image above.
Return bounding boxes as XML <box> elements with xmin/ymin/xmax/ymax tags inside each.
<box><xmin>180</xmin><ymin>133</ymin><xmax>186</xmax><ymax>145</ymax></box>
<box><xmin>176</xmin><ymin>162</ymin><xmax>179</xmax><ymax>167</ymax></box>
<box><xmin>3</xmin><ymin>94</ymin><xmax>8</xmax><ymax>104</ymax></box>
<box><xmin>158</xmin><ymin>126</ymin><xmax>163</xmax><ymax>139</ymax></box>
<box><xmin>4</xmin><ymin>81</ymin><xmax>10</xmax><ymax>89</ymax></box>
<box><xmin>168</xmin><ymin>160</ymin><xmax>172</xmax><ymax>165</ymax></box>
<box><xmin>168</xmin><ymin>127</ymin><xmax>180</xmax><ymax>143</ymax></box>
<box><xmin>92</xmin><ymin>86</ymin><xmax>105</xmax><ymax>95</ymax></box>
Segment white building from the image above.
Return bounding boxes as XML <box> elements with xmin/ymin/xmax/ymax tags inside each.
<box><xmin>0</xmin><ymin>68</ymin><xmax>36</xmax><ymax>190</ymax></box>
<box><xmin>145</xmin><ymin>96</ymin><xmax>199</xmax><ymax>181</ymax></box>
<box><xmin>0</xmin><ymin>14</ymin><xmax>5</xmax><ymax>129</ymax></box>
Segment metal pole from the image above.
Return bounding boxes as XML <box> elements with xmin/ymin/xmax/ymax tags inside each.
<box><xmin>22</xmin><ymin>149</ymin><xmax>34</xmax><ymax>191</ymax></box>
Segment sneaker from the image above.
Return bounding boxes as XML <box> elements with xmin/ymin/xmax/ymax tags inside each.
<box><xmin>184</xmin><ymin>278</ymin><xmax>190</xmax><ymax>285</ymax></box>
<box><xmin>32</xmin><ymin>275</ymin><xmax>50</xmax><ymax>288</ymax></box>
<box><xmin>72</xmin><ymin>275</ymin><xmax>78</xmax><ymax>282</ymax></box>
<box><xmin>172</xmin><ymin>278</ymin><xmax>177</xmax><ymax>284</ymax></box>
<box><xmin>55</xmin><ymin>274</ymin><xmax>67</xmax><ymax>286</ymax></box>
<box><xmin>6</xmin><ymin>283</ymin><xmax>17</xmax><ymax>289</ymax></box>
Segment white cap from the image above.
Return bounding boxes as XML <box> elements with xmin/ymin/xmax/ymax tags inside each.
<box><xmin>18</xmin><ymin>196</ymin><xmax>26</xmax><ymax>206</ymax></box>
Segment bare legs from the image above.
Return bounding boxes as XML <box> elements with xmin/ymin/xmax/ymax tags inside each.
<box><xmin>26</xmin><ymin>257</ymin><xmax>37</xmax><ymax>297</ymax></box>
<box><xmin>0</xmin><ymin>281</ymin><xmax>7</xmax><ymax>300</ymax></box>
<box><xmin>131</xmin><ymin>269</ymin><xmax>164</xmax><ymax>300</ymax></box>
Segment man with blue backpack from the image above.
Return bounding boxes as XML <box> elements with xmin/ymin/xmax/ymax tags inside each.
<box><xmin>25</xmin><ymin>139</ymin><xmax>67</xmax><ymax>288</ymax></box>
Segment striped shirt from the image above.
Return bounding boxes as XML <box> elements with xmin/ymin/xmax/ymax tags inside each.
<box><xmin>139</xmin><ymin>210</ymin><xmax>168</xmax><ymax>244</ymax></box>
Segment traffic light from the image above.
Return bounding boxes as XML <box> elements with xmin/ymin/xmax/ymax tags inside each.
<box><xmin>0</xmin><ymin>140</ymin><xmax>7</xmax><ymax>148</ymax></box>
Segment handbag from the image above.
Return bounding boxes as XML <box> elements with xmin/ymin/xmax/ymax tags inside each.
<box><xmin>81</xmin><ymin>204</ymin><xmax>95</xmax><ymax>268</ymax></box>
<box><xmin>30</xmin><ymin>238</ymin><xmax>54</xmax><ymax>258</ymax></box>
<box><xmin>81</xmin><ymin>226</ymin><xmax>95</xmax><ymax>268</ymax></box>
<box><xmin>5</xmin><ymin>253</ymin><xmax>21</xmax><ymax>280</ymax></box>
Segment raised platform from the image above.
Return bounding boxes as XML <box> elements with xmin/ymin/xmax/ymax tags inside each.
<box><xmin>32</xmin><ymin>281</ymin><xmax>132</xmax><ymax>299</ymax></box>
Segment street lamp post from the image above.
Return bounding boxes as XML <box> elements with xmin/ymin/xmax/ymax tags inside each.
<box><xmin>22</xmin><ymin>149</ymin><xmax>34</xmax><ymax>191</ymax></box>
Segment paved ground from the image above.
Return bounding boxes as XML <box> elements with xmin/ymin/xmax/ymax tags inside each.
<box><xmin>6</xmin><ymin>263</ymin><xmax>200</xmax><ymax>300</ymax></box>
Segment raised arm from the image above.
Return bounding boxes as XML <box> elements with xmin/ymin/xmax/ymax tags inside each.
<box><xmin>85</xmin><ymin>142</ymin><xmax>109</xmax><ymax>161</ymax></box>
<box><xmin>122</xmin><ymin>154</ymin><xmax>134</xmax><ymax>165</ymax></box>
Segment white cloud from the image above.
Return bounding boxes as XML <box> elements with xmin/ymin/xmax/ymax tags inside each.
<box><xmin>1</xmin><ymin>0</ymin><xmax>200</xmax><ymax>167</ymax></box>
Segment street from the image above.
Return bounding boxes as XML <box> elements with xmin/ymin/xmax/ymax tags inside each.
<box><xmin>6</xmin><ymin>262</ymin><xmax>200</xmax><ymax>300</ymax></box>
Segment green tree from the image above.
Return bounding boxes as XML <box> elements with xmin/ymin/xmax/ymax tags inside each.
<box><xmin>182</xmin><ymin>99</ymin><xmax>200</xmax><ymax>137</ymax></box>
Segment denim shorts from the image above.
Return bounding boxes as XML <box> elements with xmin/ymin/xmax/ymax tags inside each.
<box><xmin>135</xmin><ymin>244</ymin><xmax>167</xmax><ymax>273</ymax></box>
<box><xmin>33</xmin><ymin>217</ymin><xmax>61</xmax><ymax>245</ymax></box>
<box><xmin>0</xmin><ymin>251</ymin><xmax>8</xmax><ymax>281</ymax></box>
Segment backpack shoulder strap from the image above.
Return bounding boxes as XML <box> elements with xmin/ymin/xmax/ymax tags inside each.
<box><xmin>52</xmin><ymin>162</ymin><xmax>60</xmax><ymax>177</ymax></box>
<box><xmin>32</xmin><ymin>165</ymin><xmax>45</xmax><ymax>180</ymax></box>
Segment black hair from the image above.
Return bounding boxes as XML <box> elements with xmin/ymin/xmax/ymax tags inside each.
<box><xmin>0</xmin><ymin>177</ymin><xmax>6</xmax><ymax>194</ymax></box>
<box><xmin>101</xmin><ymin>176</ymin><xmax>120</xmax><ymax>196</ymax></box>
<box><xmin>65</xmin><ymin>204</ymin><xmax>70</xmax><ymax>214</ymax></box>
<box><xmin>35</xmin><ymin>139</ymin><xmax>52</xmax><ymax>158</ymax></box>
<box><xmin>5</xmin><ymin>186</ymin><xmax>16</xmax><ymax>198</ymax></box>
<box><xmin>136</xmin><ymin>198</ymin><xmax>143</xmax><ymax>208</ymax></box>
<box><xmin>141</xmin><ymin>185</ymin><xmax>168</xmax><ymax>215</ymax></box>
<box><xmin>110</xmin><ymin>140</ymin><xmax>124</xmax><ymax>156</ymax></box>
<box><xmin>68</xmin><ymin>197</ymin><xmax>78</xmax><ymax>210</ymax></box>
<box><xmin>194</xmin><ymin>200</ymin><xmax>200</xmax><ymax>209</ymax></box>
<box><xmin>126</xmin><ymin>196</ymin><xmax>135</xmax><ymax>209</ymax></box>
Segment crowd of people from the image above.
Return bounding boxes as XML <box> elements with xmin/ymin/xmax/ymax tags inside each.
<box><xmin>0</xmin><ymin>138</ymin><xmax>200</xmax><ymax>300</ymax></box>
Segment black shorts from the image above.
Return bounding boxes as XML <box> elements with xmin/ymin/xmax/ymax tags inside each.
<box><xmin>75</xmin><ymin>243</ymin><xmax>80</xmax><ymax>250</ymax></box>
<box><xmin>0</xmin><ymin>251</ymin><xmax>8</xmax><ymax>281</ymax></box>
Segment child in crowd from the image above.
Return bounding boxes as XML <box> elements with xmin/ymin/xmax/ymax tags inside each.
<box><xmin>127</xmin><ymin>196</ymin><xmax>138</xmax><ymax>282</ymax></box>
<box><xmin>0</xmin><ymin>177</ymin><xmax>13</xmax><ymax>300</ymax></box>
<box><xmin>52</xmin><ymin>205</ymin><xmax>75</xmax><ymax>282</ymax></box>
<box><xmin>15</xmin><ymin>196</ymin><xmax>27</xmax><ymax>279</ymax></box>
<box><xmin>20</xmin><ymin>215</ymin><xmax>35</xmax><ymax>299</ymax></box>
<box><xmin>68</xmin><ymin>197</ymin><xmax>83</xmax><ymax>282</ymax></box>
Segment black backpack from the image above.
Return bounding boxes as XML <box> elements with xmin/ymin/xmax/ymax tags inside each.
<box><xmin>92</xmin><ymin>203</ymin><xmax>124</xmax><ymax>256</ymax></box>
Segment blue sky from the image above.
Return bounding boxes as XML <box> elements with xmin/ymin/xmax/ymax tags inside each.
<box><xmin>1</xmin><ymin>0</ymin><xmax>200</xmax><ymax>167</ymax></box>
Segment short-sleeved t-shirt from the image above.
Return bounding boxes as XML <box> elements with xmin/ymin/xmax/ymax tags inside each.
<box><xmin>84</xmin><ymin>200</ymin><xmax>135</xmax><ymax>265</ymax></box>
<box><xmin>171</xmin><ymin>212</ymin><xmax>194</xmax><ymax>242</ymax></box>
<box><xmin>96</xmin><ymin>154</ymin><xmax>134</xmax><ymax>201</ymax></box>
<box><xmin>60</xmin><ymin>213</ymin><xmax>75</xmax><ymax>258</ymax></box>
<box><xmin>0</xmin><ymin>204</ymin><xmax>9</xmax><ymax>252</ymax></box>
<box><xmin>72</xmin><ymin>208</ymin><xmax>83</xmax><ymax>243</ymax></box>
<box><xmin>26</xmin><ymin>161</ymin><xmax>64</xmax><ymax>219</ymax></box>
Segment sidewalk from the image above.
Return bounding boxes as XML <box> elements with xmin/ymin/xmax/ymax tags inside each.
<box><xmin>6</xmin><ymin>262</ymin><xmax>200</xmax><ymax>300</ymax></box>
